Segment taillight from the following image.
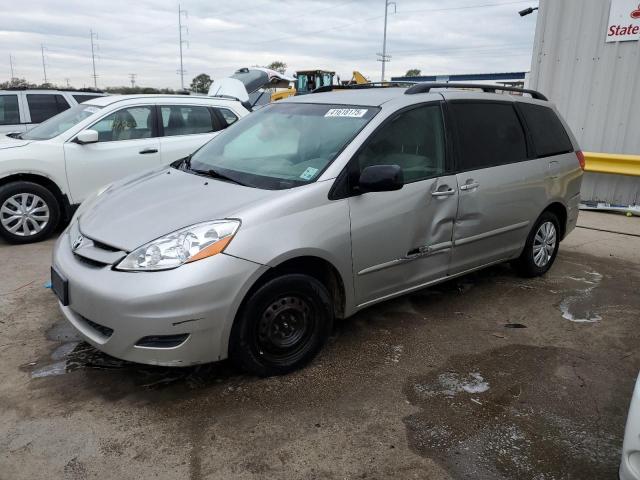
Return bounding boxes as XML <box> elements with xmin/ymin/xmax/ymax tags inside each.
<box><xmin>576</xmin><ymin>150</ymin><xmax>585</xmax><ymax>170</ymax></box>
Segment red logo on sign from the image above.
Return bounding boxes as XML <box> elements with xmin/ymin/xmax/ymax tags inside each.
<box><xmin>631</xmin><ymin>4</ymin><xmax>640</xmax><ymax>19</ymax></box>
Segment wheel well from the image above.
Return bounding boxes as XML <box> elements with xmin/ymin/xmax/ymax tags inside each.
<box><xmin>544</xmin><ymin>202</ymin><xmax>567</xmax><ymax>239</ymax></box>
<box><xmin>247</xmin><ymin>256</ymin><xmax>346</xmax><ymax>319</ymax></box>
<box><xmin>0</xmin><ymin>173</ymin><xmax>69</xmax><ymax>219</ymax></box>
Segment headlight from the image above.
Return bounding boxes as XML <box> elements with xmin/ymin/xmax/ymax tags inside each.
<box><xmin>116</xmin><ymin>220</ymin><xmax>240</xmax><ymax>271</ymax></box>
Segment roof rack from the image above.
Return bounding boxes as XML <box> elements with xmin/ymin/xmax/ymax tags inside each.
<box><xmin>311</xmin><ymin>81</ymin><xmax>417</xmax><ymax>94</ymax></box>
<box><xmin>404</xmin><ymin>82</ymin><xmax>547</xmax><ymax>101</ymax></box>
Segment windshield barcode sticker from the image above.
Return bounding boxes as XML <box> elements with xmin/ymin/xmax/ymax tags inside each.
<box><xmin>324</xmin><ymin>108</ymin><xmax>368</xmax><ymax>118</ymax></box>
<box><xmin>300</xmin><ymin>167</ymin><xmax>319</xmax><ymax>180</ymax></box>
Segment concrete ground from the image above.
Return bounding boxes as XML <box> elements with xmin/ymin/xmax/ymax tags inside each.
<box><xmin>1</xmin><ymin>211</ymin><xmax>639</xmax><ymax>480</ymax></box>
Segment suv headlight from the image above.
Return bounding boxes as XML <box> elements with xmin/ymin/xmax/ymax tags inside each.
<box><xmin>116</xmin><ymin>220</ymin><xmax>240</xmax><ymax>271</ymax></box>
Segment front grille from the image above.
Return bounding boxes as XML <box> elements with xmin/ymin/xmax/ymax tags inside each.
<box><xmin>83</xmin><ymin>317</ymin><xmax>114</xmax><ymax>338</ymax></box>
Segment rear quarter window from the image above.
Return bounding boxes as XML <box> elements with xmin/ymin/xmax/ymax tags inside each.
<box><xmin>0</xmin><ymin>95</ymin><xmax>20</xmax><ymax>125</ymax></box>
<box><xmin>519</xmin><ymin>103</ymin><xmax>573</xmax><ymax>158</ymax></box>
<box><xmin>27</xmin><ymin>94</ymin><xmax>70</xmax><ymax>123</ymax></box>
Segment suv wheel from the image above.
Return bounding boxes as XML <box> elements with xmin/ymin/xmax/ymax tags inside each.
<box><xmin>0</xmin><ymin>181</ymin><xmax>60</xmax><ymax>244</ymax></box>
<box><xmin>514</xmin><ymin>211</ymin><xmax>560</xmax><ymax>277</ymax></box>
<box><xmin>229</xmin><ymin>274</ymin><xmax>334</xmax><ymax>376</ymax></box>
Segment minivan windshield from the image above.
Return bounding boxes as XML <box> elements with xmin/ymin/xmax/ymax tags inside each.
<box><xmin>186</xmin><ymin>103</ymin><xmax>378</xmax><ymax>189</ymax></box>
<box><xmin>21</xmin><ymin>104</ymin><xmax>103</xmax><ymax>140</ymax></box>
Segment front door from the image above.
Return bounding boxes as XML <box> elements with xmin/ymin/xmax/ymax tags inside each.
<box><xmin>63</xmin><ymin>105</ymin><xmax>161</xmax><ymax>203</ymax></box>
<box><xmin>349</xmin><ymin>103</ymin><xmax>458</xmax><ymax>306</ymax></box>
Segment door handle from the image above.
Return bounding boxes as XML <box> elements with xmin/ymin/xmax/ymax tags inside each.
<box><xmin>139</xmin><ymin>148</ymin><xmax>158</xmax><ymax>154</ymax></box>
<box><xmin>432</xmin><ymin>188</ymin><xmax>456</xmax><ymax>197</ymax></box>
<box><xmin>460</xmin><ymin>182</ymin><xmax>480</xmax><ymax>191</ymax></box>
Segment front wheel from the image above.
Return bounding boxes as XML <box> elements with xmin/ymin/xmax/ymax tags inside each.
<box><xmin>229</xmin><ymin>274</ymin><xmax>334</xmax><ymax>376</ymax></box>
<box><xmin>0</xmin><ymin>181</ymin><xmax>60</xmax><ymax>244</ymax></box>
<box><xmin>513</xmin><ymin>211</ymin><xmax>560</xmax><ymax>277</ymax></box>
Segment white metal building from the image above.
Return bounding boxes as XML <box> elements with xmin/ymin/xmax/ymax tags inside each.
<box><xmin>529</xmin><ymin>0</ymin><xmax>640</xmax><ymax>205</ymax></box>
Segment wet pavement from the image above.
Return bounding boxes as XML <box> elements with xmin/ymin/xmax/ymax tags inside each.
<box><xmin>1</xmin><ymin>211</ymin><xmax>639</xmax><ymax>479</ymax></box>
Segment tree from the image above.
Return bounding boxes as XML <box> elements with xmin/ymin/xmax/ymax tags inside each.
<box><xmin>266</xmin><ymin>61</ymin><xmax>287</xmax><ymax>74</ymax></box>
<box><xmin>405</xmin><ymin>69</ymin><xmax>421</xmax><ymax>77</ymax></box>
<box><xmin>190</xmin><ymin>73</ymin><xmax>213</xmax><ymax>94</ymax></box>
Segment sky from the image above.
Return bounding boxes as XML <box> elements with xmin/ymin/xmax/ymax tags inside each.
<box><xmin>0</xmin><ymin>0</ymin><xmax>539</xmax><ymax>89</ymax></box>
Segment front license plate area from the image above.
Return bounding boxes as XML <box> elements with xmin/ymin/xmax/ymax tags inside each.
<box><xmin>51</xmin><ymin>267</ymin><xmax>69</xmax><ymax>306</ymax></box>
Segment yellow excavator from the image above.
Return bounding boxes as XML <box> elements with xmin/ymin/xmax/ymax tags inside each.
<box><xmin>270</xmin><ymin>70</ymin><xmax>370</xmax><ymax>102</ymax></box>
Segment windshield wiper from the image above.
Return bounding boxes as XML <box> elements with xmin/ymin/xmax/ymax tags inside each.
<box><xmin>190</xmin><ymin>167</ymin><xmax>246</xmax><ymax>186</ymax></box>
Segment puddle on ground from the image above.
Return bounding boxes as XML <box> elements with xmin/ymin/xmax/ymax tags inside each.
<box><xmin>559</xmin><ymin>271</ymin><xmax>603</xmax><ymax>323</ymax></box>
<box><xmin>23</xmin><ymin>321</ymin><xmax>237</xmax><ymax>390</ymax></box>
<box><xmin>403</xmin><ymin>345</ymin><xmax>623</xmax><ymax>480</ymax></box>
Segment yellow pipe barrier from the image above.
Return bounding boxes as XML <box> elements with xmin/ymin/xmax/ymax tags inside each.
<box><xmin>583</xmin><ymin>151</ymin><xmax>640</xmax><ymax>177</ymax></box>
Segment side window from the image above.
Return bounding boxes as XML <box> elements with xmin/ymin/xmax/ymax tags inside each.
<box><xmin>216</xmin><ymin>108</ymin><xmax>238</xmax><ymax>127</ymax></box>
<box><xmin>519</xmin><ymin>103</ymin><xmax>573</xmax><ymax>157</ymax></box>
<box><xmin>0</xmin><ymin>95</ymin><xmax>20</xmax><ymax>125</ymax></box>
<box><xmin>91</xmin><ymin>106</ymin><xmax>155</xmax><ymax>142</ymax></box>
<box><xmin>451</xmin><ymin>102</ymin><xmax>527</xmax><ymax>170</ymax></box>
<box><xmin>355</xmin><ymin>104</ymin><xmax>446</xmax><ymax>183</ymax></box>
<box><xmin>160</xmin><ymin>105</ymin><xmax>214</xmax><ymax>136</ymax></box>
<box><xmin>72</xmin><ymin>94</ymin><xmax>102</xmax><ymax>103</ymax></box>
<box><xmin>26</xmin><ymin>94</ymin><xmax>70</xmax><ymax>123</ymax></box>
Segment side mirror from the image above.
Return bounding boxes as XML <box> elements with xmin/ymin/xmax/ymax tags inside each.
<box><xmin>75</xmin><ymin>129</ymin><xmax>99</xmax><ymax>145</ymax></box>
<box><xmin>358</xmin><ymin>165</ymin><xmax>404</xmax><ymax>193</ymax></box>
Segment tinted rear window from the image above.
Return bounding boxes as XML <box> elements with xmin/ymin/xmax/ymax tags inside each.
<box><xmin>451</xmin><ymin>102</ymin><xmax>527</xmax><ymax>170</ymax></box>
<box><xmin>27</xmin><ymin>94</ymin><xmax>70</xmax><ymax>123</ymax></box>
<box><xmin>0</xmin><ymin>95</ymin><xmax>20</xmax><ymax>125</ymax></box>
<box><xmin>519</xmin><ymin>103</ymin><xmax>573</xmax><ymax>157</ymax></box>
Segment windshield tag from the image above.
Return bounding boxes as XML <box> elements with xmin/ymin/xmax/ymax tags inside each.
<box><xmin>324</xmin><ymin>108</ymin><xmax>368</xmax><ymax>118</ymax></box>
<box><xmin>300</xmin><ymin>167</ymin><xmax>319</xmax><ymax>180</ymax></box>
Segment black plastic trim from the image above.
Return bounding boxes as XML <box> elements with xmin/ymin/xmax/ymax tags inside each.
<box><xmin>404</xmin><ymin>82</ymin><xmax>547</xmax><ymax>101</ymax></box>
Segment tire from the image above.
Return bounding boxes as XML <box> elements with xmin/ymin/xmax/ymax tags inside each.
<box><xmin>0</xmin><ymin>181</ymin><xmax>60</xmax><ymax>244</ymax></box>
<box><xmin>513</xmin><ymin>211</ymin><xmax>560</xmax><ymax>277</ymax></box>
<box><xmin>229</xmin><ymin>274</ymin><xmax>334</xmax><ymax>376</ymax></box>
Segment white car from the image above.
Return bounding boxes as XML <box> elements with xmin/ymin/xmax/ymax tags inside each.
<box><xmin>621</xmin><ymin>373</ymin><xmax>640</xmax><ymax>479</ymax></box>
<box><xmin>0</xmin><ymin>95</ymin><xmax>249</xmax><ymax>243</ymax></box>
<box><xmin>0</xmin><ymin>89</ymin><xmax>105</xmax><ymax>134</ymax></box>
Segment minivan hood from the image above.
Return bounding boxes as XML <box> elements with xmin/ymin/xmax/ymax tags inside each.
<box><xmin>0</xmin><ymin>137</ymin><xmax>34</xmax><ymax>150</ymax></box>
<box><xmin>79</xmin><ymin>168</ymin><xmax>275</xmax><ymax>251</ymax></box>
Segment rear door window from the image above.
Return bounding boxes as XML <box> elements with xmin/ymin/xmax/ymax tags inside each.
<box><xmin>160</xmin><ymin>105</ymin><xmax>214</xmax><ymax>136</ymax></box>
<box><xmin>519</xmin><ymin>103</ymin><xmax>573</xmax><ymax>157</ymax></box>
<box><xmin>26</xmin><ymin>94</ymin><xmax>70</xmax><ymax>123</ymax></box>
<box><xmin>0</xmin><ymin>95</ymin><xmax>20</xmax><ymax>125</ymax></box>
<box><xmin>451</xmin><ymin>102</ymin><xmax>527</xmax><ymax>171</ymax></box>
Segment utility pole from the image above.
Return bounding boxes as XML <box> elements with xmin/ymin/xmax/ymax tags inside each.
<box><xmin>9</xmin><ymin>55</ymin><xmax>15</xmax><ymax>80</ymax></box>
<box><xmin>90</xmin><ymin>30</ymin><xmax>98</xmax><ymax>88</ymax></box>
<box><xmin>129</xmin><ymin>73</ymin><xmax>137</xmax><ymax>88</ymax></box>
<box><xmin>65</xmin><ymin>78</ymin><xmax>71</xmax><ymax>88</ymax></box>
<box><xmin>177</xmin><ymin>4</ymin><xmax>188</xmax><ymax>90</ymax></box>
<box><xmin>377</xmin><ymin>0</ymin><xmax>396</xmax><ymax>82</ymax></box>
<box><xmin>41</xmin><ymin>44</ymin><xmax>48</xmax><ymax>84</ymax></box>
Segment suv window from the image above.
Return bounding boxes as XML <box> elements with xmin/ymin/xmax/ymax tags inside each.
<box><xmin>451</xmin><ymin>102</ymin><xmax>527</xmax><ymax>170</ymax></box>
<box><xmin>91</xmin><ymin>106</ymin><xmax>155</xmax><ymax>142</ymax></box>
<box><xmin>160</xmin><ymin>105</ymin><xmax>214</xmax><ymax>136</ymax></box>
<box><xmin>0</xmin><ymin>95</ymin><xmax>20</xmax><ymax>125</ymax></box>
<box><xmin>216</xmin><ymin>108</ymin><xmax>238</xmax><ymax>127</ymax></box>
<box><xmin>355</xmin><ymin>104</ymin><xmax>446</xmax><ymax>183</ymax></box>
<box><xmin>26</xmin><ymin>94</ymin><xmax>70</xmax><ymax>123</ymax></box>
<box><xmin>519</xmin><ymin>103</ymin><xmax>573</xmax><ymax>157</ymax></box>
<box><xmin>72</xmin><ymin>94</ymin><xmax>103</xmax><ymax>103</ymax></box>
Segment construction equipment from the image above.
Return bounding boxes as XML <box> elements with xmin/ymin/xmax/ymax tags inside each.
<box><xmin>295</xmin><ymin>70</ymin><xmax>335</xmax><ymax>95</ymax></box>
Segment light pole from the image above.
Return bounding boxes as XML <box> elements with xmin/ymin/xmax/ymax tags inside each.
<box><xmin>519</xmin><ymin>6</ymin><xmax>539</xmax><ymax>17</ymax></box>
<box><xmin>378</xmin><ymin>0</ymin><xmax>396</xmax><ymax>82</ymax></box>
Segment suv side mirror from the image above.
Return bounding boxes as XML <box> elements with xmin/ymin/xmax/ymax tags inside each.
<box><xmin>75</xmin><ymin>129</ymin><xmax>99</xmax><ymax>145</ymax></box>
<box><xmin>358</xmin><ymin>165</ymin><xmax>404</xmax><ymax>193</ymax></box>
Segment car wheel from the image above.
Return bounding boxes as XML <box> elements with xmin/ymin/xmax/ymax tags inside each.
<box><xmin>513</xmin><ymin>211</ymin><xmax>560</xmax><ymax>277</ymax></box>
<box><xmin>0</xmin><ymin>181</ymin><xmax>60</xmax><ymax>244</ymax></box>
<box><xmin>229</xmin><ymin>274</ymin><xmax>334</xmax><ymax>376</ymax></box>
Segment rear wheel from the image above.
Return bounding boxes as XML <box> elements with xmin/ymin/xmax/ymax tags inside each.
<box><xmin>229</xmin><ymin>274</ymin><xmax>333</xmax><ymax>376</ymax></box>
<box><xmin>513</xmin><ymin>211</ymin><xmax>560</xmax><ymax>277</ymax></box>
<box><xmin>0</xmin><ymin>181</ymin><xmax>60</xmax><ymax>244</ymax></box>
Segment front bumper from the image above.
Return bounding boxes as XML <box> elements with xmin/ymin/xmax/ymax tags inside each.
<box><xmin>52</xmin><ymin>231</ymin><xmax>267</xmax><ymax>366</ymax></box>
<box><xmin>621</xmin><ymin>374</ymin><xmax>640</xmax><ymax>480</ymax></box>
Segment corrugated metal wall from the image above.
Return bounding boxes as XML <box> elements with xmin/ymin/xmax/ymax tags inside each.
<box><xmin>529</xmin><ymin>0</ymin><xmax>640</xmax><ymax>205</ymax></box>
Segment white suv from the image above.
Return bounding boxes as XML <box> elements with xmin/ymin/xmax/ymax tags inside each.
<box><xmin>0</xmin><ymin>89</ymin><xmax>105</xmax><ymax>134</ymax></box>
<box><xmin>0</xmin><ymin>95</ymin><xmax>249</xmax><ymax>243</ymax></box>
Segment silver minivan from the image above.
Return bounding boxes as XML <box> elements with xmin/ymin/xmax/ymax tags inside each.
<box><xmin>51</xmin><ymin>84</ymin><xmax>583</xmax><ymax>376</ymax></box>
